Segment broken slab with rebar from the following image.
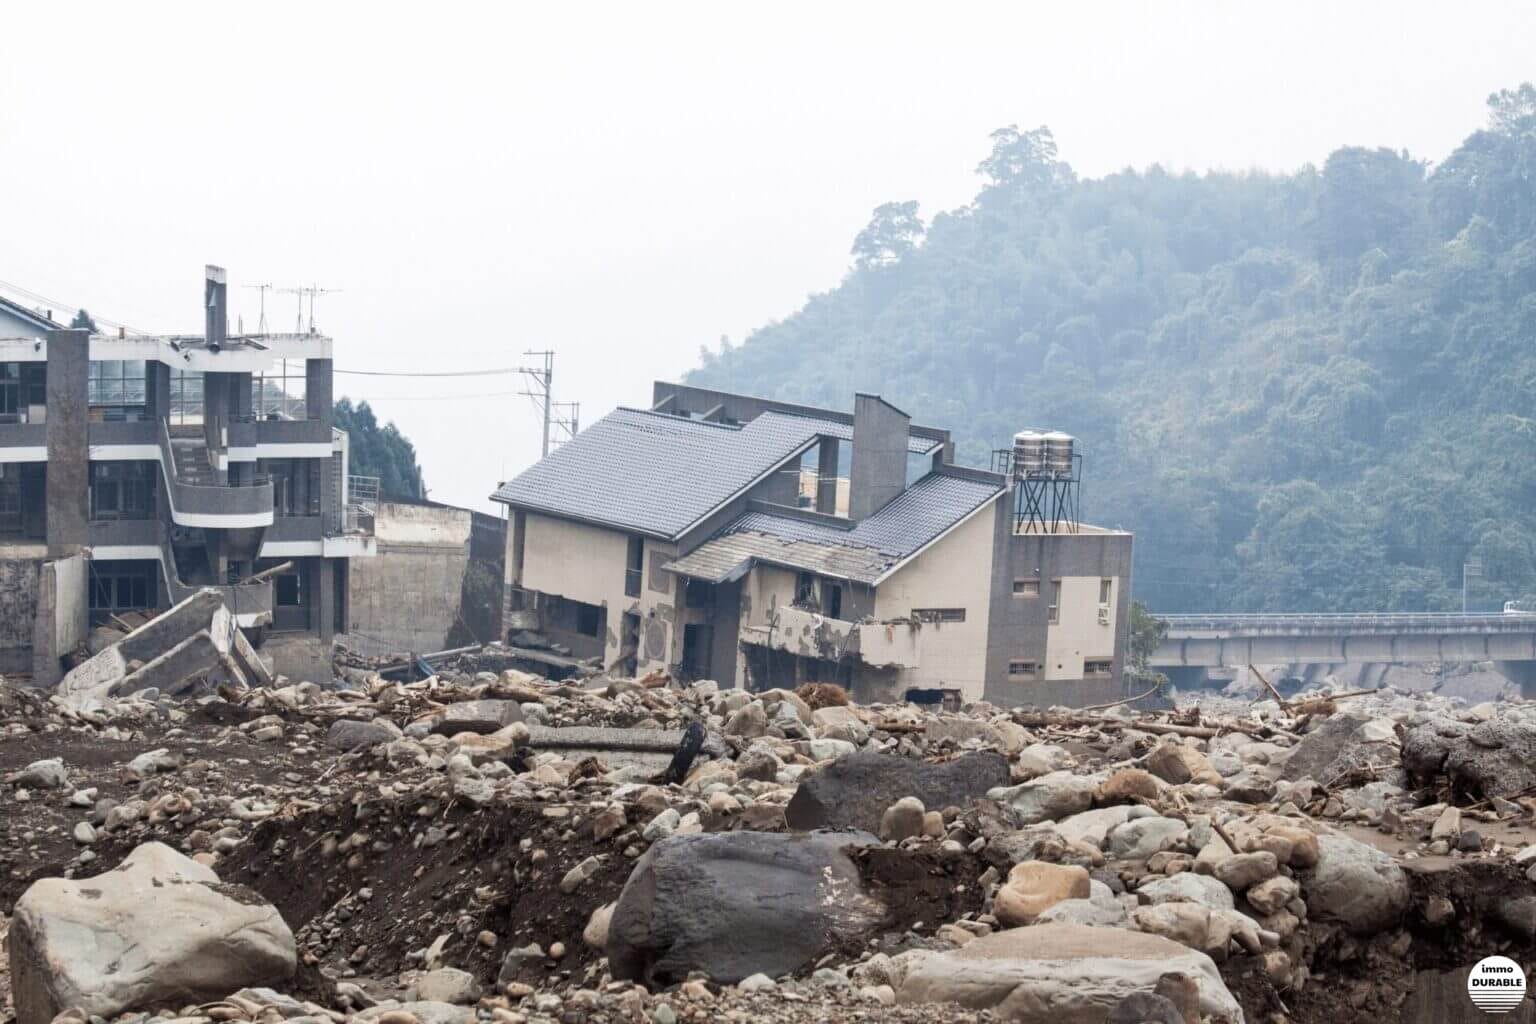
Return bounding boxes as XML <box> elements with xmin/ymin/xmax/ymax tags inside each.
<box><xmin>55</xmin><ymin>589</ymin><xmax>271</xmax><ymax>707</ymax></box>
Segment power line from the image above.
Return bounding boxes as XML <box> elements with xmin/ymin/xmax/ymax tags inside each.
<box><xmin>349</xmin><ymin>390</ymin><xmax>526</xmax><ymax>401</ymax></box>
<box><xmin>0</xmin><ymin>277</ymin><xmax>148</xmax><ymax>335</ymax></box>
<box><xmin>334</xmin><ymin>367</ymin><xmax>530</xmax><ymax>377</ymax></box>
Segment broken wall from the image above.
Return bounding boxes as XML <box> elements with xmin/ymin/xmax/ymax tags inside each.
<box><xmin>31</xmin><ymin>553</ymin><xmax>88</xmax><ymax>685</ymax></box>
<box><xmin>870</xmin><ymin>501</ymin><xmax>997</xmax><ymax>701</ymax></box>
<box><xmin>347</xmin><ymin>501</ymin><xmax>472</xmax><ymax>654</ymax></box>
<box><xmin>515</xmin><ymin>512</ymin><xmax>677</xmax><ymax>676</ymax></box>
<box><xmin>0</xmin><ymin>556</ymin><xmax>41</xmax><ymax>674</ymax></box>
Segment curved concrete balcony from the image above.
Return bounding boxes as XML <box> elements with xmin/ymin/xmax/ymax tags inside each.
<box><xmin>157</xmin><ymin>421</ymin><xmax>273</xmax><ymax>529</ymax></box>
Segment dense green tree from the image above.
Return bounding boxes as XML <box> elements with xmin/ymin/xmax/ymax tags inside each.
<box><xmin>333</xmin><ymin>397</ymin><xmax>425</xmax><ymax>500</ymax></box>
<box><xmin>70</xmin><ymin>309</ymin><xmax>97</xmax><ymax>331</ymax></box>
<box><xmin>689</xmin><ymin>84</ymin><xmax>1536</xmax><ymax>613</ymax></box>
<box><xmin>851</xmin><ymin>201</ymin><xmax>925</xmax><ymax>269</ymax></box>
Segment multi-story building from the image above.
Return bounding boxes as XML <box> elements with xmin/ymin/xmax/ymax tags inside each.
<box><xmin>491</xmin><ymin>382</ymin><xmax>1134</xmax><ymax>707</ymax></box>
<box><xmin>0</xmin><ymin>267</ymin><xmax>375</xmax><ymax>680</ymax></box>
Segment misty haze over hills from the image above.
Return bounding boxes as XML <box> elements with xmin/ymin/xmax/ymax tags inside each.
<box><xmin>688</xmin><ymin>86</ymin><xmax>1536</xmax><ymax>614</ymax></box>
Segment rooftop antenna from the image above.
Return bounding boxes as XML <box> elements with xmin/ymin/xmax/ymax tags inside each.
<box><xmin>276</xmin><ymin>284</ymin><xmax>339</xmax><ymax>334</ymax></box>
<box><xmin>242</xmin><ymin>283</ymin><xmax>274</xmax><ymax>334</ymax></box>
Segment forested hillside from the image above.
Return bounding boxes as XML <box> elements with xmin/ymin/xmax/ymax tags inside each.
<box><xmin>334</xmin><ymin>397</ymin><xmax>426</xmax><ymax>500</ymax></box>
<box><xmin>690</xmin><ymin>86</ymin><xmax>1536</xmax><ymax>613</ymax></box>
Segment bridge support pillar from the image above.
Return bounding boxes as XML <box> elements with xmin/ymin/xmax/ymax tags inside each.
<box><xmin>1164</xmin><ymin>666</ymin><xmax>1216</xmax><ymax>692</ymax></box>
<box><xmin>1496</xmin><ymin>661</ymin><xmax>1536</xmax><ymax>699</ymax></box>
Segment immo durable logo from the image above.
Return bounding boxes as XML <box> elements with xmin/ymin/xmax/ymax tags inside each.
<box><xmin>1469</xmin><ymin>956</ymin><xmax>1527</xmax><ymax>1014</ymax></box>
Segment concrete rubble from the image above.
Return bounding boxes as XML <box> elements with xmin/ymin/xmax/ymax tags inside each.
<box><xmin>3</xmin><ymin>654</ymin><xmax>1536</xmax><ymax>1024</ymax></box>
<box><xmin>54</xmin><ymin>590</ymin><xmax>272</xmax><ymax>710</ymax></box>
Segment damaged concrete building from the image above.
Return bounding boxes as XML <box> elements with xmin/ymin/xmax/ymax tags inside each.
<box><xmin>0</xmin><ymin>268</ymin><xmax>376</xmax><ymax>682</ymax></box>
<box><xmin>491</xmin><ymin>383</ymin><xmax>1134</xmax><ymax>706</ymax></box>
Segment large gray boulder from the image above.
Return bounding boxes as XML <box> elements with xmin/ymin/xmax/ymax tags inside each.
<box><xmin>785</xmin><ymin>751</ymin><xmax>1008</xmax><ymax>832</ymax></box>
<box><xmin>990</xmin><ymin>771</ymin><xmax>1099</xmax><ymax>825</ymax></box>
<box><xmin>1404</xmin><ymin>718</ymin><xmax>1536</xmax><ymax>800</ymax></box>
<box><xmin>896</xmin><ymin>924</ymin><xmax>1243</xmax><ymax>1022</ymax></box>
<box><xmin>1280</xmin><ymin>713</ymin><xmax>1397</xmax><ymax>785</ymax></box>
<box><xmin>1305</xmin><ymin>834</ymin><xmax>1409</xmax><ymax>935</ymax></box>
<box><xmin>607</xmin><ymin>829</ymin><xmax>883</xmax><ymax>984</ymax></box>
<box><xmin>327</xmin><ymin>717</ymin><xmax>404</xmax><ymax>751</ymax></box>
<box><xmin>9</xmin><ymin>842</ymin><xmax>295</xmax><ymax>1024</ymax></box>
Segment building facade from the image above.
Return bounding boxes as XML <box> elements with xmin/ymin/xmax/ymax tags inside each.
<box><xmin>0</xmin><ymin>268</ymin><xmax>375</xmax><ymax>680</ymax></box>
<box><xmin>491</xmin><ymin>382</ymin><xmax>1134</xmax><ymax>707</ymax></box>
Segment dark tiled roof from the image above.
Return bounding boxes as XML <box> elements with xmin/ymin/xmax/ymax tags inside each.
<box><xmin>0</xmin><ymin>295</ymin><xmax>59</xmax><ymax>334</ymax></box>
<box><xmin>667</xmin><ymin>471</ymin><xmax>1005</xmax><ymax>585</ymax></box>
<box><xmin>490</xmin><ymin>408</ymin><xmax>832</xmax><ymax>539</ymax></box>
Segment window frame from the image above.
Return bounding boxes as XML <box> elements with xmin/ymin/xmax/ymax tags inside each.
<box><xmin>913</xmin><ymin>607</ymin><xmax>966</xmax><ymax>623</ymax></box>
<box><xmin>1007</xmin><ymin>659</ymin><xmax>1039</xmax><ymax>679</ymax></box>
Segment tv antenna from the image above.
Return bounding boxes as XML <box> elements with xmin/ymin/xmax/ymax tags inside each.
<box><xmin>516</xmin><ymin>350</ymin><xmax>580</xmax><ymax>458</ymax></box>
<box><xmin>242</xmin><ymin>283</ymin><xmax>274</xmax><ymax>334</ymax></box>
<box><xmin>277</xmin><ymin>284</ymin><xmax>340</xmax><ymax>334</ymax></box>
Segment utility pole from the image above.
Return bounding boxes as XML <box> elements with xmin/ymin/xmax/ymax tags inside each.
<box><xmin>516</xmin><ymin>351</ymin><xmax>580</xmax><ymax>458</ymax></box>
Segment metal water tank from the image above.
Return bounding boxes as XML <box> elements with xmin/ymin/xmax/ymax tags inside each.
<box><xmin>1012</xmin><ymin>430</ymin><xmax>1045</xmax><ymax>477</ymax></box>
<box><xmin>1042</xmin><ymin>431</ymin><xmax>1075</xmax><ymax>477</ymax></box>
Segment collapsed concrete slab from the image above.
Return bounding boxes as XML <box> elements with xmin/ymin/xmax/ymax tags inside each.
<box><xmin>523</xmin><ymin>724</ymin><xmax>725</xmax><ymax>773</ymax></box>
<box><xmin>56</xmin><ymin>589</ymin><xmax>271</xmax><ymax>706</ymax></box>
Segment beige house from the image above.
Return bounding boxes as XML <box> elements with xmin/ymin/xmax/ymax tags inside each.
<box><xmin>491</xmin><ymin>383</ymin><xmax>1134</xmax><ymax>707</ymax></box>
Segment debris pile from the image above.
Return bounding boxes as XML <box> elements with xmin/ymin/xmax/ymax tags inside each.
<box><xmin>4</xmin><ymin>652</ymin><xmax>1536</xmax><ymax>1024</ymax></box>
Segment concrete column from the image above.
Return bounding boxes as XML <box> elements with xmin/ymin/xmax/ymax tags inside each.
<box><xmin>316</xmin><ymin>556</ymin><xmax>336</xmax><ymax>642</ymax></box>
<box><xmin>45</xmin><ymin>329</ymin><xmax>89</xmax><ymax>557</ymax></box>
<box><xmin>815</xmin><ymin>437</ymin><xmax>839</xmax><ymax>515</ymax></box>
<box><xmin>849</xmin><ymin>393</ymin><xmax>910</xmax><ymax>521</ymax></box>
<box><xmin>146</xmin><ymin>361</ymin><xmax>170</xmax><ymax>419</ymax></box>
<box><xmin>306</xmin><ymin>359</ymin><xmax>333</xmax><ymax>426</ymax></box>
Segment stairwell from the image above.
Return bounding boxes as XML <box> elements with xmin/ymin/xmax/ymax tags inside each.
<box><xmin>170</xmin><ymin>437</ymin><xmax>219</xmax><ymax>486</ymax></box>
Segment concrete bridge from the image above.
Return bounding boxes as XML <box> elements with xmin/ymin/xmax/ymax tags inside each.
<box><xmin>1151</xmin><ymin>612</ymin><xmax>1536</xmax><ymax>692</ymax></box>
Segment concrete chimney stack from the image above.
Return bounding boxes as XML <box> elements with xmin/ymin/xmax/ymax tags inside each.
<box><xmin>204</xmin><ymin>264</ymin><xmax>227</xmax><ymax>349</ymax></box>
<box><xmin>848</xmin><ymin>392</ymin><xmax>910</xmax><ymax>521</ymax></box>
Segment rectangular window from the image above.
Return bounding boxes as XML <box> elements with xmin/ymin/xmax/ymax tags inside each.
<box><xmin>88</xmin><ymin>560</ymin><xmax>157</xmax><ymax>621</ymax></box>
<box><xmin>685</xmin><ymin>580</ymin><xmax>715</xmax><ymax>609</ymax></box>
<box><xmin>913</xmin><ymin>608</ymin><xmax>966</xmax><ymax>623</ymax></box>
<box><xmin>1008</xmin><ymin>660</ymin><xmax>1038</xmax><ymax>679</ymax></box>
<box><xmin>89</xmin><ymin>462</ymin><xmax>154</xmax><ymax>521</ymax></box>
<box><xmin>575</xmin><ymin>602</ymin><xmax>602</xmax><ymax>637</ymax></box>
<box><xmin>0</xmin><ymin>363</ymin><xmax>18</xmax><ymax>423</ymax></box>
<box><xmin>1013</xmin><ymin>578</ymin><xmax>1040</xmax><ymax>597</ymax></box>
<box><xmin>625</xmin><ymin>536</ymin><xmax>644</xmax><ymax>597</ymax></box>
<box><xmin>274</xmin><ymin>572</ymin><xmax>302</xmax><ymax>607</ymax></box>
<box><xmin>1085</xmin><ymin>659</ymin><xmax>1114</xmax><ymax>676</ymax></box>
<box><xmin>87</xmin><ymin>360</ymin><xmax>148</xmax><ymax>420</ymax></box>
<box><xmin>1048</xmin><ymin>580</ymin><xmax>1061</xmax><ymax>624</ymax></box>
<box><xmin>824</xmin><ymin>583</ymin><xmax>843</xmax><ymax>620</ymax></box>
<box><xmin>169</xmin><ymin>369</ymin><xmax>204</xmax><ymax>426</ymax></box>
<box><xmin>251</xmin><ymin>358</ymin><xmax>308</xmax><ymax>421</ymax></box>
<box><xmin>1100</xmin><ymin>578</ymin><xmax>1113</xmax><ymax>603</ymax></box>
<box><xmin>795</xmin><ymin>571</ymin><xmax>816</xmax><ymax>607</ymax></box>
<box><xmin>0</xmin><ymin>471</ymin><xmax>21</xmax><ymax>535</ymax></box>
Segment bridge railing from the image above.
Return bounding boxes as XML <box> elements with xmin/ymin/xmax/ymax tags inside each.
<box><xmin>1161</xmin><ymin>611</ymin><xmax>1536</xmax><ymax>632</ymax></box>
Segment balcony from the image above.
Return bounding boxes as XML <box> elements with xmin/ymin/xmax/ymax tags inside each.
<box><xmin>0</xmin><ymin>420</ymin><xmax>46</xmax><ymax>454</ymax></box>
<box><xmin>156</xmin><ymin>420</ymin><xmax>273</xmax><ymax>527</ymax></box>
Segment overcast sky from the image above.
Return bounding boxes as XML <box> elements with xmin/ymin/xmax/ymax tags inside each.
<box><xmin>3</xmin><ymin>2</ymin><xmax>1532</xmax><ymax>510</ymax></box>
